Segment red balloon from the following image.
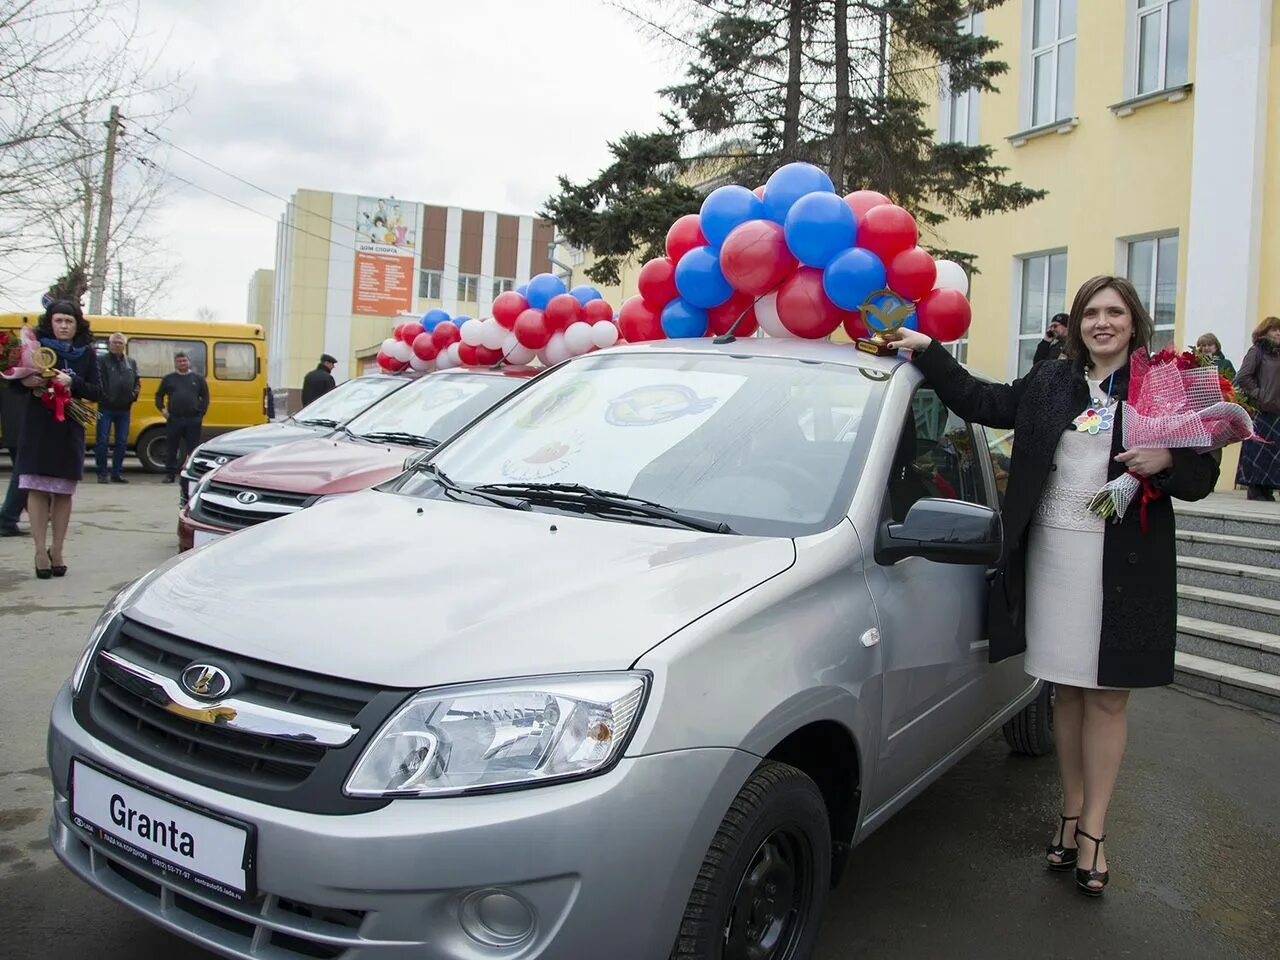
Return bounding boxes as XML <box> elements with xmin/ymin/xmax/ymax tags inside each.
<box><xmin>637</xmin><ymin>257</ymin><xmax>680</xmax><ymax>308</ymax></box>
<box><xmin>887</xmin><ymin>247</ymin><xmax>938</xmax><ymax>302</ymax></box>
<box><xmin>665</xmin><ymin>214</ymin><xmax>707</xmax><ymax>265</ymax></box>
<box><xmin>545</xmin><ymin>293</ymin><xmax>583</xmax><ymax>332</ymax></box>
<box><xmin>456</xmin><ymin>342</ymin><xmax>480</xmax><ymax>366</ymax></box>
<box><xmin>708</xmin><ymin>292</ymin><xmax>759</xmax><ymax>337</ymax></box>
<box><xmin>916</xmin><ymin>288</ymin><xmax>972</xmax><ymax>343</ymax></box>
<box><xmin>493</xmin><ymin>291</ymin><xmax>529</xmax><ymax>329</ymax></box>
<box><xmin>720</xmin><ymin>220</ymin><xmax>797</xmax><ymax>296</ymax></box>
<box><xmin>431</xmin><ymin>321</ymin><xmax>460</xmax><ymax>350</ymax></box>
<box><xmin>845</xmin><ymin>190</ymin><xmax>891</xmax><ymax>221</ymax></box>
<box><xmin>397</xmin><ymin>322</ymin><xmax>423</xmax><ymax>344</ymax></box>
<box><xmin>411</xmin><ymin>332</ymin><xmax>439</xmax><ymax>361</ymax></box>
<box><xmin>840</xmin><ymin>310</ymin><xmax>870</xmax><ymax>341</ymax></box>
<box><xmin>752</xmin><ymin>185</ymin><xmax>766</xmax><ymax>200</ymax></box>
<box><xmin>377</xmin><ymin>353</ymin><xmax>407</xmax><ymax>373</ymax></box>
<box><xmin>583</xmin><ymin>299</ymin><xmax>615</xmax><ymax>324</ymax></box>
<box><xmin>514</xmin><ymin>308</ymin><xmax>552</xmax><ymax>349</ymax></box>
<box><xmin>618</xmin><ymin>295</ymin><xmax>665</xmax><ymax>342</ymax></box>
<box><xmin>857</xmin><ymin>204</ymin><xmax>919</xmax><ymax>263</ymax></box>
<box><xmin>776</xmin><ymin>267</ymin><xmax>842</xmax><ymax>339</ymax></box>
<box><xmin>474</xmin><ymin>345</ymin><xmax>503</xmax><ymax>365</ymax></box>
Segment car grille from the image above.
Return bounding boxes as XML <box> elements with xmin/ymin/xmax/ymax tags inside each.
<box><xmin>61</xmin><ymin>828</ymin><xmax>368</xmax><ymax>959</ymax></box>
<box><xmin>76</xmin><ymin>617</ymin><xmax>407</xmax><ymax>814</ymax></box>
<box><xmin>180</xmin><ymin>451</ymin><xmax>241</xmax><ymax>507</ymax></box>
<box><xmin>189</xmin><ymin>481</ymin><xmax>312</xmax><ymax>531</ymax></box>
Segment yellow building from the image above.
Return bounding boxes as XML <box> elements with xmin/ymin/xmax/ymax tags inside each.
<box><xmin>269</xmin><ymin>189</ymin><xmax>553</xmax><ymax>410</ymax></box>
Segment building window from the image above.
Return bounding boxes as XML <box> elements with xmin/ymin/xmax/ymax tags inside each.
<box><xmin>1125</xmin><ymin>234</ymin><xmax>1178</xmax><ymax>351</ymax></box>
<box><xmin>1016</xmin><ymin>251</ymin><xmax>1067</xmax><ymax>375</ymax></box>
<box><xmin>941</xmin><ymin>11</ymin><xmax>981</xmax><ymax>146</ymax></box>
<box><xmin>457</xmin><ymin>274</ymin><xmax>480</xmax><ymax>303</ymax></box>
<box><xmin>1029</xmin><ymin>0</ymin><xmax>1077</xmax><ymax>127</ymax></box>
<box><xmin>945</xmin><ymin>339</ymin><xmax>970</xmax><ymax>363</ymax></box>
<box><xmin>492</xmin><ymin>277</ymin><xmax>515</xmax><ymax>299</ymax></box>
<box><xmin>1134</xmin><ymin>0</ymin><xmax>1189</xmax><ymax>96</ymax></box>
<box><xmin>419</xmin><ymin>269</ymin><xmax>442</xmax><ymax>300</ymax></box>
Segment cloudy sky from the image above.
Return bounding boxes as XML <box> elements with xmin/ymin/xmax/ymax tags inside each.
<box><xmin>6</xmin><ymin>0</ymin><xmax>673</xmax><ymax>321</ymax></box>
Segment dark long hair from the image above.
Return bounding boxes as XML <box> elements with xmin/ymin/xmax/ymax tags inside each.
<box><xmin>1064</xmin><ymin>276</ymin><xmax>1154</xmax><ymax>368</ymax></box>
<box><xmin>36</xmin><ymin>299</ymin><xmax>92</xmax><ymax>347</ymax></box>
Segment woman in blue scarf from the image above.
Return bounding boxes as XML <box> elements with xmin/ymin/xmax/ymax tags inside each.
<box><xmin>15</xmin><ymin>300</ymin><xmax>101</xmax><ymax>578</ymax></box>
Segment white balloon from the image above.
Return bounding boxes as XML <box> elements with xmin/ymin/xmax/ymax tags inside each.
<box><xmin>388</xmin><ymin>339</ymin><xmax>413</xmax><ymax>362</ymax></box>
<box><xmin>459</xmin><ymin>318</ymin><xmax>485</xmax><ymax>346</ymax></box>
<box><xmin>380</xmin><ymin>337</ymin><xmax>399</xmax><ymax>355</ymax></box>
<box><xmin>509</xmin><ymin>344</ymin><xmax>537</xmax><ymax>366</ymax></box>
<box><xmin>408</xmin><ymin>354</ymin><xmax>434</xmax><ymax>373</ymax></box>
<box><xmin>446</xmin><ymin>343</ymin><xmax>462</xmax><ymax>365</ymax></box>
<box><xmin>544</xmin><ymin>331</ymin><xmax>570</xmax><ymax>366</ymax></box>
<box><xmin>755</xmin><ymin>292</ymin><xmax>792</xmax><ymax>338</ymax></box>
<box><xmin>591</xmin><ymin>320</ymin><xmax>620</xmax><ymax>349</ymax></box>
<box><xmin>933</xmin><ymin>259</ymin><xmax>969</xmax><ymax>296</ymax></box>
<box><xmin>480</xmin><ymin>318</ymin><xmax>507</xmax><ymax>351</ymax></box>
<box><xmin>563</xmin><ymin>321</ymin><xmax>595</xmax><ymax>356</ymax></box>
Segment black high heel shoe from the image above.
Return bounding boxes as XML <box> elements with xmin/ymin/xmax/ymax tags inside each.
<box><xmin>1075</xmin><ymin>828</ymin><xmax>1109</xmax><ymax>897</ymax></box>
<box><xmin>48</xmin><ymin>549</ymin><xmax>67</xmax><ymax>577</ymax></box>
<box><xmin>1046</xmin><ymin>814</ymin><xmax>1079</xmax><ymax>871</ymax></box>
<box><xmin>34</xmin><ymin>564</ymin><xmax>52</xmax><ymax>580</ymax></box>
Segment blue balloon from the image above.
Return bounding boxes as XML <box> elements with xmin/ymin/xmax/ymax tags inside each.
<box><xmin>661</xmin><ymin>298</ymin><xmax>709</xmax><ymax>339</ymax></box>
<box><xmin>516</xmin><ymin>283</ymin><xmax>529</xmax><ymax>298</ymax></box>
<box><xmin>674</xmin><ymin>246</ymin><xmax>733</xmax><ymax>308</ymax></box>
<box><xmin>862</xmin><ymin>294</ymin><xmax>918</xmax><ymax>333</ymax></box>
<box><xmin>526</xmin><ymin>273</ymin><xmax>567</xmax><ymax>310</ymax></box>
<box><xmin>421</xmin><ymin>308</ymin><xmax>451</xmax><ymax>332</ymax></box>
<box><xmin>700</xmin><ymin>185</ymin><xmax>765</xmax><ymax>248</ymax></box>
<box><xmin>785</xmin><ymin>192</ymin><xmax>857</xmax><ymax>268</ymax></box>
<box><xmin>823</xmin><ymin>248</ymin><xmax>887</xmax><ymax>312</ymax></box>
<box><xmin>569</xmin><ymin>285</ymin><xmax>603</xmax><ymax>307</ymax></box>
<box><xmin>763</xmin><ymin>162</ymin><xmax>837</xmax><ymax>224</ymax></box>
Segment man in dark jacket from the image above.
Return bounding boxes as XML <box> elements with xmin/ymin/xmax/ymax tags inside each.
<box><xmin>156</xmin><ymin>351</ymin><xmax>209</xmax><ymax>483</ymax></box>
<box><xmin>96</xmin><ymin>333</ymin><xmax>140</xmax><ymax>483</ymax></box>
<box><xmin>0</xmin><ymin>380</ymin><xmax>26</xmax><ymax>536</ymax></box>
<box><xmin>1032</xmin><ymin>313</ymin><xmax>1068</xmax><ymax>366</ymax></box>
<box><xmin>301</xmin><ymin>354</ymin><xmax>338</xmax><ymax>407</ymax></box>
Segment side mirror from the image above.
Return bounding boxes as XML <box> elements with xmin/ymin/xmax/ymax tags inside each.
<box><xmin>875</xmin><ymin>498</ymin><xmax>1002</xmax><ymax>566</ymax></box>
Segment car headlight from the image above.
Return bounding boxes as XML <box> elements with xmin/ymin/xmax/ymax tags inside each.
<box><xmin>72</xmin><ymin>577</ymin><xmax>148</xmax><ymax>694</ymax></box>
<box><xmin>345</xmin><ymin>672</ymin><xmax>648</xmax><ymax>798</ymax></box>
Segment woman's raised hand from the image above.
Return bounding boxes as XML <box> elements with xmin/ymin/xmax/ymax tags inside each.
<box><xmin>882</xmin><ymin>328</ymin><xmax>933</xmax><ymax>353</ymax></box>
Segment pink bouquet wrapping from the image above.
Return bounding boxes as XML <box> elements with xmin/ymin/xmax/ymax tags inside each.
<box><xmin>0</xmin><ymin>326</ymin><xmax>50</xmax><ymax>380</ymax></box>
<box><xmin>1088</xmin><ymin>348</ymin><xmax>1257</xmax><ymax>527</ymax></box>
<box><xmin>0</xmin><ymin>326</ymin><xmax>96</xmax><ymax>427</ymax></box>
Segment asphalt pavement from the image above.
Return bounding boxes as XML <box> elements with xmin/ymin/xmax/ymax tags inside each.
<box><xmin>1</xmin><ymin>464</ymin><xmax>1277</xmax><ymax>959</ymax></box>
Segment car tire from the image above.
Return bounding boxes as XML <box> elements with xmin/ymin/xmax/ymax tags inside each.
<box><xmin>1003</xmin><ymin>682</ymin><xmax>1055</xmax><ymax>756</ymax></box>
<box><xmin>135</xmin><ymin>427</ymin><xmax>167</xmax><ymax>474</ymax></box>
<box><xmin>670</xmin><ymin>760</ymin><xmax>831</xmax><ymax>960</ymax></box>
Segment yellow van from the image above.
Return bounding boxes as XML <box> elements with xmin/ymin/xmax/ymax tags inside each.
<box><xmin>0</xmin><ymin>313</ymin><xmax>268</xmax><ymax>472</ymax></box>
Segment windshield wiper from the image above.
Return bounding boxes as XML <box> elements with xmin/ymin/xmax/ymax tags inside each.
<box><xmin>471</xmin><ymin>481</ymin><xmax>735</xmax><ymax>534</ymax></box>
<box><xmin>296</xmin><ymin>417</ymin><xmax>339</xmax><ymax>428</ymax></box>
<box><xmin>354</xmin><ymin>431</ymin><xmax>440</xmax><ymax>449</ymax></box>
<box><xmin>414</xmin><ymin>462</ymin><xmax>530</xmax><ymax>512</ymax></box>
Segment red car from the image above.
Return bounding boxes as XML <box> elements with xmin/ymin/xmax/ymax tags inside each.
<box><xmin>178</xmin><ymin>367</ymin><xmax>537</xmax><ymax>551</ymax></box>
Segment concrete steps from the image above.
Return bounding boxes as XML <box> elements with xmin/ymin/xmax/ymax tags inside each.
<box><xmin>1173</xmin><ymin>495</ymin><xmax>1280</xmax><ymax>714</ymax></box>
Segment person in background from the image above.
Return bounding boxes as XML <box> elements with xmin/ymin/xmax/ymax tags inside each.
<box><xmin>301</xmin><ymin>354</ymin><xmax>337</xmax><ymax>407</ymax></box>
<box><xmin>156</xmin><ymin>351</ymin><xmax>209</xmax><ymax>484</ymax></box>
<box><xmin>1235</xmin><ymin>316</ymin><xmax>1280</xmax><ymax>501</ymax></box>
<box><xmin>1194</xmin><ymin>333</ymin><xmax>1236</xmax><ymax>381</ymax></box>
<box><xmin>1033</xmin><ymin>313</ymin><xmax>1069</xmax><ymax>366</ymax></box>
<box><xmin>1</xmin><ymin>378</ymin><xmax>27</xmax><ymax>536</ymax></box>
<box><xmin>95</xmin><ymin>332</ymin><xmax>139</xmax><ymax>484</ymax></box>
<box><xmin>15</xmin><ymin>300</ymin><xmax>101</xmax><ymax>577</ymax></box>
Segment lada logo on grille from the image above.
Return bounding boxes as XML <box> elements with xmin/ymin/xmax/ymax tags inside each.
<box><xmin>235</xmin><ymin>491</ymin><xmax>259</xmax><ymax>504</ymax></box>
<box><xmin>180</xmin><ymin>663</ymin><xmax>232</xmax><ymax>700</ymax></box>
<box><xmin>214</xmin><ymin>456</ymin><xmax>229</xmax><ymax>465</ymax></box>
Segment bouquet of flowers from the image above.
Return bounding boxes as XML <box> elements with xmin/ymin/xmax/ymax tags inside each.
<box><xmin>1088</xmin><ymin>347</ymin><xmax>1258</xmax><ymax>527</ymax></box>
<box><xmin>0</xmin><ymin>326</ymin><xmax>95</xmax><ymax>428</ymax></box>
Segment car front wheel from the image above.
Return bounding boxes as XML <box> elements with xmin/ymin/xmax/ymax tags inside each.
<box><xmin>671</xmin><ymin>760</ymin><xmax>831</xmax><ymax>960</ymax></box>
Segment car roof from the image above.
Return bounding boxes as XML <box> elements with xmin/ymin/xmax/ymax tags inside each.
<box><xmin>589</xmin><ymin>336</ymin><xmax>910</xmax><ymax>375</ymax></box>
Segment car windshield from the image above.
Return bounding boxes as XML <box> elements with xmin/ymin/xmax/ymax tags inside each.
<box><xmin>294</xmin><ymin>376</ymin><xmax>405</xmax><ymax>425</ymax></box>
<box><xmin>345</xmin><ymin>373</ymin><xmax>526</xmax><ymax>444</ymax></box>
<box><xmin>396</xmin><ymin>351</ymin><xmax>886</xmax><ymax>537</ymax></box>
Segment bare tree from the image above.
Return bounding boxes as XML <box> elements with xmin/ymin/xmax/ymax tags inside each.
<box><xmin>0</xmin><ymin>0</ymin><xmax>187</xmax><ymax>305</ymax></box>
<box><xmin>194</xmin><ymin>305</ymin><xmax>219</xmax><ymax>322</ymax></box>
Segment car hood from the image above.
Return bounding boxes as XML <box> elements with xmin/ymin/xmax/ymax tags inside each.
<box><xmin>126</xmin><ymin>491</ymin><xmax>797</xmax><ymax>688</ymax></box>
<box><xmin>209</xmin><ymin>436</ymin><xmax>410</xmax><ymax>496</ymax></box>
<box><xmin>201</xmin><ymin>421</ymin><xmax>329</xmax><ymax>456</ymax></box>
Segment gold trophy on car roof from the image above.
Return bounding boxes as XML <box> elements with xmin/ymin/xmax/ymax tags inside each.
<box><xmin>853</xmin><ymin>289</ymin><xmax>917</xmax><ymax>357</ymax></box>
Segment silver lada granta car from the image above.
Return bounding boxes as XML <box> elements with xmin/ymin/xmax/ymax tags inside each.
<box><xmin>47</xmin><ymin>337</ymin><xmax>1051</xmax><ymax>960</ymax></box>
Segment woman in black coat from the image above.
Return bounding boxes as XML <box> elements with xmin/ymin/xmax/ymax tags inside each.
<box><xmin>15</xmin><ymin>300</ymin><xmax>101</xmax><ymax>578</ymax></box>
<box><xmin>887</xmin><ymin>276</ymin><xmax>1219</xmax><ymax>897</ymax></box>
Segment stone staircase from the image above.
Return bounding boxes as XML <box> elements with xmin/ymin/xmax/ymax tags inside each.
<box><xmin>1175</xmin><ymin>495</ymin><xmax>1280</xmax><ymax>713</ymax></box>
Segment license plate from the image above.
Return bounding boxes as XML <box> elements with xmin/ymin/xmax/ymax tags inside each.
<box><xmin>69</xmin><ymin>759</ymin><xmax>255</xmax><ymax>901</ymax></box>
<box><xmin>193</xmin><ymin>529</ymin><xmax>222</xmax><ymax>547</ymax></box>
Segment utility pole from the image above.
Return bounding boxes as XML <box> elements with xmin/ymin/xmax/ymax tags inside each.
<box><xmin>88</xmin><ymin>105</ymin><xmax>121</xmax><ymax>315</ymax></box>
